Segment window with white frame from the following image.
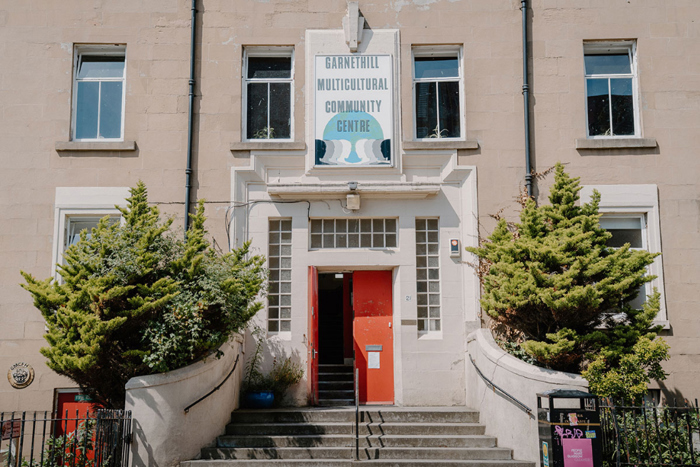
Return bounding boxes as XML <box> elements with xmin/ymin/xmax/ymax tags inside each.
<box><xmin>244</xmin><ymin>48</ymin><xmax>293</xmax><ymax>140</ymax></box>
<box><xmin>52</xmin><ymin>187</ymin><xmax>129</xmax><ymax>280</ymax></box>
<box><xmin>415</xmin><ymin>218</ymin><xmax>441</xmax><ymax>333</ymax></box>
<box><xmin>309</xmin><ymin>218</ymin><xmax>397</xmax><ymax>249</ymax></box>
<box><xmin>580</xmin><ymin>184</ymin><xmax>667</xmax><ymax>325</ymax></box>
<box><xmin>584</xmin><ymin>42</ymin><xmax>638</xmax><ymax>138</ymax></box>
<box><xmin>268</xmin><ymin>219</ymin><xmax>292</xmax><ymax>333</ymax></box>
<box><xmin>72</xmin><ymin>46</ymin><xmax>126</xmax><ymax>141</ymax></box>
<box><xmin>413</xmin><ymin>47</ymin><xmax>462</xmax><ymax>140</ymax></box>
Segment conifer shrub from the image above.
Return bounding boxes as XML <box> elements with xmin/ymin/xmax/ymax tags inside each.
<box><xmin>21</xmin><ymin>183</ymin><xmax>265</xmax><ymax>408</ymax></box>
<box><xmin>467</xmin><ymin>163</ymin><xmax>669</xmax><ymax>401</ymax></box>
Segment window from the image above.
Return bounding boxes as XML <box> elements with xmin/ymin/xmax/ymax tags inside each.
<box><xmin>309</xmin><ymin>218</ymin><xmax>397</xmax><ymax>249</ymax></box>
<box><xmin>244</xmin><ymin>48</ymin><xmax>293</xmax><ymax>140</ymax></box>
<box><xmin>599</xmin><ymin>215</ymin><xmax>647</xmax><ymax>310</ymax></box>
<box><xmin>415</xmin><ymin>218</ymin><xmax>441</xmax><ymax>333</ymax></box>
<box><xmin>52</xmin><ymin>187</ymin><xmax>130</xmax><ymax>279</ymax></box>
<box><xmin>413</xmin><ymin>48</ymin><xmax>462</xmax><ymax>139</ymax></box>
<box><xmin>268</xmin><ymin>219</ymin><xmax>292</xmax><ymax>333</ymax></box>
<box><xmin>580</xmin><ymin>184</ymin><xmax>667</xmax><ymax>326</ymax></box>
<box><xmin>72</xmin><ymin>46</ymin><xmax>126</xmax><ymax>141</ymax></box>
<box><xmin>584</xmin><ymin>42</ymin><xmax>638</xmax><ymax>138</ymax></box>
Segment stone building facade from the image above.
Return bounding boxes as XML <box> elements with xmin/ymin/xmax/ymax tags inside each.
<box><xmin>1</xmin><ymin>0</ymin><xmax>699</xmax><ymax>411</ymax></box>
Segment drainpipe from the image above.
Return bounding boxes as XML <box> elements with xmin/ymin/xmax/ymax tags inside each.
<box><xmin>184</xmin><ymin>0</ymin><xmax>197</xmax><ymax>234</ymax></box>
<box><xmin>521</xmin><ymin>0</ymin><xmax>533</xmax><ymax>198</ymax></box>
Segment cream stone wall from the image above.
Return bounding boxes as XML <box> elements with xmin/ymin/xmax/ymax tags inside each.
<box><xmin>1</xmin><ymin>0</ymin><xmax>699</xmax><ymax>411</ymax></box>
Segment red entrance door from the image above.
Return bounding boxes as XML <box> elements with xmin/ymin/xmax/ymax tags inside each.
<box><xmin>353</xmin><ymin>270</ymin><xmax>394</xmax><ymax>404</ymax></box>
<box><xmin>307</xmin><ymin>266</ymin><xmax>319</xmax><ymax>405</ymax></box>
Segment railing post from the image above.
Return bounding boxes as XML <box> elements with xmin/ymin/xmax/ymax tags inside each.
<box><xmin>355</xmin><ymin>368</ymin><xmax>359</xmax><ymax>461</ymax></box>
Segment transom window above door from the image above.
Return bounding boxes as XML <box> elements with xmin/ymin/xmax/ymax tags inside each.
<box><xmin>309</xmin><ymin>218</ymin><xmax>397</xmax><ymax>249</ymax></box>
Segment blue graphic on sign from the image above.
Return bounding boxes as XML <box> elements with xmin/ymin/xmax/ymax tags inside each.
<box><xmin>315</xmin><ymin>111</ymin><xmax>390</xmax><ymax>166</ymax></box>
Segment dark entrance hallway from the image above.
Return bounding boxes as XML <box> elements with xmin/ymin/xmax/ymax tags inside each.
<box><xmin>317</xmin><ymin>273</ymin><xmax>351</xmax><ymax>364</ymax></box>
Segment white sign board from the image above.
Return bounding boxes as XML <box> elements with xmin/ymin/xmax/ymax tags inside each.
<box><xmin>314</xmin><ymin>55</ymin><xmax>393</xmax><ymax>166</ymax></box>
<box><xmin>368</xmin><ymin>352</ymin><xmax>380</xmax><ymax>369</ymax></box>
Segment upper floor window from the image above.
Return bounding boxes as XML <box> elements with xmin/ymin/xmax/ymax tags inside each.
<box><xmin>244</xmin><ymin>48</ymin><xmax>293</xmax><ymax>140</ymax></box>
<box><xmin>584</xmin><ymin>42</ymin><xmax>638</xmax><ymax>138</ymax></box>
<box><xmin>413</xmin><ymin>47</ymin><xmax>462</xmax><ymax>140</ymax></box>
<box><xmin>72</xmin><ymin>46</ymin><xmax>126</xmax><ymax>141</ymax></box>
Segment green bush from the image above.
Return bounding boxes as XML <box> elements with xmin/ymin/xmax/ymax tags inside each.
<box><xmin>21</xmin><ymin>183</ymin><xmax>265</xmax><ymax>408</ymax></box>
<box><xmin>467</xmin><ymin>163</ymin><xmax>669</xmax><ymax>401</ymax></box>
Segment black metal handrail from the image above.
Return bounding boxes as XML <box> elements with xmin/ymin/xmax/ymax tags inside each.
<box><xmin>469</xmin><ymin>354</ymin><xmax>534</xmax><ymax>418</ymax></box>
<box><xmin>354</xmin><ymin>367</ymin><xmax>359</xmax><ymax>461</ymax></box>
<box><xmin>184</xmin><ymin>353</ymin><xmax>240</xmax><ymax>414</ymax></box>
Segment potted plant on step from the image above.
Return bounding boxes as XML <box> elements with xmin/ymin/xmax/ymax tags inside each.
<box><xmin>242</xmin><ymin>328</ymin><xmax>304</xmax><ymax>408</ymax></box>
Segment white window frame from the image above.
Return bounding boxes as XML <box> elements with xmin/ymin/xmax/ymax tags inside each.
<box><xmin>412</xmin><ymin>46</ymin><xmax>464</xmax><ymax>141</ymax></box>
<box><xmin>242</xmin><ymin>47</ymin><xmax>294</xmax><ymax>142</ymax></box>
<box><xmin>415</xmin><ymin>217</ymin><xmax>443</xmax><ymax>338</ymax></box>
<box><xmin>267</xmin><ymin>218</ymin><xmax>293</xmax><ymax>339</ymax></box>
<box><xmin>71</xmin><ymin>45</ymin><xmax>127</xmax><ymax>142</ymax></box>
<box><xmin>52</xmin><ymin>187</ymin><xmax>130</xmax><ymax>280</ymax></box>
<box><xmin>583</xmin><ymin>41</ymin><xmax>640</xmax><ymax>139</ymax></box>
<box><xmin>580</xmin><ymin>184</ymin><xmax>667</xmax><ymax>327</ymax></box>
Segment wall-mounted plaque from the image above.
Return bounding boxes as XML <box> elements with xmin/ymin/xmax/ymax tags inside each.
<box><xmin>315</xmin><ymin>54</ymin><xmax>393</xmax><ymax>166</ymax></box>
<box><xmin>7</xmin><ymin>362</ymin><xmax>34</xmax><ymax>389</ymax></box>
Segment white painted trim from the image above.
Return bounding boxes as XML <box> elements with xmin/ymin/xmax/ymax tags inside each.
<box><xmin>580</xmin><ymin>184</ymin><xmax>667</xmax><ymax>325</ymax></box>
<box><xmin>52</xmin><ymin>187</ymin><xmax>130</xmax><ymax>279</ymax></box>
<box><xmin>583</xmin><ymin>40</ymin><xmax>640</xmax><ymax>139</ymax></box>
<box><xmin>71</xmin><ymin>45</ymin><xmax>127</xmax><ymax>142</ymax></box>
<box><xmin>242</xmin><ymin>47</ymin><xmax>295</xmax><ymax>142</ymax></box>
<box><xmin>411</xmin><ymin>45</ymin><xmax>465</xmax><ymax>141</ymax></box>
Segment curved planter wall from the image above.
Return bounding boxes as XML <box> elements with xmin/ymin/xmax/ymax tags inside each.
<box><xmin>125</xmin><ymin>336</ymin><xmax>244</xmax><ymax>467</ymax></box>
<box><xmin>466</xmin><ymin>329</ymin><xmax>588</xmax><ymax>466</ymax></box>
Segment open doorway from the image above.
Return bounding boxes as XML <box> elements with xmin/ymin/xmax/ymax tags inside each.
<box><xmin>308</xmin><ymin>269</ymin><xmax>395</xmax><ymax>406</ymax></box>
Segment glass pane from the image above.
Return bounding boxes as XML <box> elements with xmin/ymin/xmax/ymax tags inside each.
<box><xmin>269</xmin><ymin>232</ymin><xmax>280</xmax><ymax>244</ymax></box>
<box><xmin>281</xmin><ymin>219</ymin><xmax>292</xmax><ymax>231</ymax></box>
<box><xmin>280</xmin><ymin>320</ymin><xmax>291</xmax><ymax>332</ymax></box>
<box><xmin>428</xmin><ymin>256</ymin><xmax>439</xmax><ymax>267</ymax></box>
<box><xmin>78</xmin><ymin>56</ymin><xmax>125</xmax><ymax>79</ymax></box>
<box><xmin>310</xmin><ymin>234</ymin><xmax>322</xmax><ymax>249</ymax></box>
<box><xmin>323</xmin><ymin>234</ymin><xmax>334</xmax><ymax>248</ymax></box>
<box><xmin>270</xmin><ymin>83</ymin><xmax>291</xmax><ymax>139</ymax></box>
<box><xmin>417</xmin><ymin>307</ymin><xmax>428</xmax><ymax>318</ymax></box>
<box><xmin>417</xmin><ymin>281</ymin><xmax>427</xmax><ymax>293</ymax></box>
<box><xmin>348</xmin><ymin>234</ymin><xmax>359</xmax><ymax>248</ymax></box>
<box><xmin>336</xmin><ymin>220</ymin><xmax>347</xmax><ymax>233</ymax></box>
<box><xmin>417</xmin><ymin>269</ymin><xmax>427</xmax><ymax>280</ymax></box>
<box><xmin>428</xmin><ymin>269</ymin><xmax>439</xmax><ymax>280</ymax></box>
<box><xmin>337</xmin><ymin>234</ymin><xmax>347</xmax><ymax>248</ymax></box>
<box><xmin>429</xmin><ymin>294</ymin><xmax>440</xmax><ymax>305</ymax></box>
<box><xmin>385</xmin><ymin>219</ymin><xmax>397</xmax><ymax>233</ymax></box>
<box><xmin>417</xmin><ymin>320</ymin><xmax>426</xmax><ymax>331</ymax></box>
<box><xmin>430</xmin><ymin>320</ymin><xmax>441</xmax><ymax>331</ymax></box>
<box><xmin>586</xmin><ymin>78</ymin><xmax>611</xmax><ymax>136</ymax></box>
<box><xmin>280</xmin><ymin>282</ymin><xmax>291</xmax><ymax>293</ymax></box>
<box><xmin>268</xmin><ymin>282</ymin><xmax>279</xmax><ymax>293</ymax></box>
<box><xmin>281</xmin><ymin>269</ymin><xmax>291</xmax><ymax>280</ymax></box>
<box><xmin>269</xmin><ymin>295</ymin><xmax>279</xmax><ymax>306</ymax></box>
<box><xmin>429</xmin><ymin>281</ymin><xmax>440</xmax><ymax>292</ymax></box>
<box><xmin>281</xmin><ymin>245</ymin><xmax>291</xmax><ymax>255</ymax></box>
<box><xmin>281</xmin><ymin>308</ymin><xmax>291</xmax><ymax>319</ymax></box>
<box><xmin>438</xmin><ymin>81</ymin><xmax>461</xmax><ymax>138</ymax></box>
<box><xmin>416</xmin><ymin>256</ymin><xmax>426</xmax><ymax>268</ymax></box>
<box><xmin>416</xmin><ymin>219</ymin><xmax>426</xmax><ymax>230</ymax></box>
<box><xmin>606</xmin><ymin>229</ymin><xmax>643</xmax><ymax>249</ymax></box>
<box><xmin>268</xmin><ymin>257</ymin><xmax>279</xmax><ymax>269</ymax></box>
<box><xmin>99</xmin><ymin>81</ymin><xmax>122</xmax><ymax>138</ymax></box>
<box><xmin>386</xmin><ymin>234</ymin><xmax>397</xmax><ymax>248</ymax></box>
<box><xmin>373</xmin><ymin>234</ymin><xmax>384</xmax><ymax>247</ymax></box>
<box><xmin>269</xmin><ymin>245</ymin><xmax>279</xmax><ymax>256</ymax></box>
<box><xmin>281</xmin><ymin>232</ymin><xmax>291</xmax><ymax>243</ymax></box>
<box><xmin>429</xmin><ymin>307</ymin><xmax>440</xmax><ymax>318</ymax></box>
<box><xmin>373</xmin><ymin>219</ymin><xmax>384</xmax><ymax>232</ymax></box>
<box><xmin>584</xmin><ymin>53</ymin><xmax>631</xmax><ymax>75</ymax></box>
<box><xmin>427</xmin><ymin>219</ymin><xmax>438</xmax><ymax>230</ymax></box>
<box><xmin>323</xmin><ymin>219</ymin><xmax>335</xmax><ymax>232</ymax></box>
<box><xmin>428</xmin><ymin>243</ymin><xmax>439</xmax><ymax>254</ymax></box>
<box><xmin>428</xmin><ymin>231</ymin><xmax>438</xmax><ymax>243</ymax></box>
<box><xmin>280</xmin><ymin>295</ymin><xmax>291</xmax><ymax>306</ymax></box>
<box><xmin>268</xmin><ymin>320</ymin><xmax>279</xmax><ymax>332</ymax></box>
<box><xmin>269</xmin><ymin>219</ymin><xmax>281</xmax><ymax>231</ymax></box>
<box><xmin>360</xmin><ymin>219</ymin><xmax>371</xmax><ymax>232</ymax></box>
<box><xmin>270</xmin><ymin>270</ymin><xmax>279</xmax><ymax>281</ymax></box>
<box><xmin>629</xmin><ymin>285</ymin><xmax>646</xmax><ymax>309</ymax></box>
<box><xmin>417</xmin><ymin>294</ymin><xmax>427</xmax><ymax>305</ymax></box>
<box><xmin>280</xmin><ymin>257</ymin><xmax>291</xmax><ymax>268</ymax></box>
<box><xmin>610</xmin><ymin>78</ymin><xmax>634</xmax><ymax>136</ymax></box>
<box><xmin>416</xmin><ymin>244</ymin><xmax>427</xmax><ymax>255</ymax></box>
<box><xmin>75</xmin><ymin>81</ymin><xmax>99</xmax><ymax>139</ymax></box>
<box><xmin>348</xmin><ymin>219</ymin><xmax>359</xmax><ymax>233</ymax></box>
<box><xmin>311</xmin><ymin>219</ymin><xmax>322</xmax><ymax>233</ymax></box>
<box><xmin>360</xmin><ymin>234</ymin><xmax>371</xmax><ymax>247</ymax></box>
<box><xmin>414</xmin><ymin>56</ymin><xmax>459</xmax><ymax>79</ymax></box>
<box><xmin>247</xmin><ymin>82</ymin><xmax>268</xmax><ymax>139</ymax></box>
<box><xmin>416</xmin><ymin>231</ymin><xmax>426</xmax><ymax>243</ymax></box>
<box><xmin>269</xmin><ymin>307</ymin><xmax>279</xmax><ymax>319</ymax></box>
<box><xmin>415</xmin><ymin>82</ymin><xmax>437</xmax><ymax>138</ymax></box>
<box><xmin>247</xmin><ymin>56</ymin><xmax>291</xmax><ymax>79</ymax></box>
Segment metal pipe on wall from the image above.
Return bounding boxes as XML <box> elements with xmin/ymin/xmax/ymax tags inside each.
<box><xmin>521</xmin><ymin>0</ymin><xmax>533</xmax><ymax>198</ymax></box>
<box><xmin>184</xmin><ymin>0</ymin><xmax>197</xmax><ymax>234</ymax></box>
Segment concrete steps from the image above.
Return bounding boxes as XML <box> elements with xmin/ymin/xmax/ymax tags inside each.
<box><xmin>318</xmin><ymin>364</ymin><xmax>354</xmax><ymax>407</ymax></box>
<box><xmin>182</xmin><ymin>407</ymin><xmax>535</xmax><ymax>466</ymax></box>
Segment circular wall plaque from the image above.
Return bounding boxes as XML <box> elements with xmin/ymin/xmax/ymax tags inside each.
<box><xmin>8</xmin><ymin>362</ymin><xmax>34</xmax><ymax>389</ymax></box>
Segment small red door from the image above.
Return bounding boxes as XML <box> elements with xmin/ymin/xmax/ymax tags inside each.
<box><xmin>307</xmin><ymin>266</ymin><xmax>319</xmax><ymax>405</ymax></box>
<box><xmin>353</xmin><ymin>270</ymin><xmax>394</xmax><ymax>404</ymax></box>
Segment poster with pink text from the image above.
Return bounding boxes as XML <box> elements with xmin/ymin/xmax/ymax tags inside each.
<box><xmin>562</xmin><ymin>438</ymin><xmax>594</xmax><ymax>466</ymax></box>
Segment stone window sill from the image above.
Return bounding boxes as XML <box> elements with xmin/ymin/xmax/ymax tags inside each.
<box><xmin>230</xmin><ymin>141</ymin><xmax>306</xmax><ymax>151</ymax></box>
<box><xmin>575</xmin><ymin>137</ymin><xmax>657</xmax><ymax>150</ymax></box>
<box><xmin>55</xmin><ymin>141</ymin><xmax>137</xmax><ymax>152</ymax></box>
<box><xmin>402</xmin><ymin>140</ymin><xmax>479</xmax><ymax>151</ymax></box>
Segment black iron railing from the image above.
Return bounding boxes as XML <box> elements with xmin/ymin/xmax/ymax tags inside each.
<box><xmin>600</xmin><ymin>398</ymin><xmax>700</xmax><ymax>467</ymax></box>
<box><xmin>0</xmin><ymin>409</ymin><xmax>131</xmax><ymax>467</ymax></box>
<box><xmin>354</xmin><ymin>367</ymin><xmax>360</xmax><ymax>461</ymax></box>
<box><xmin>469</xmin><ymin>354</ymin><xmax>534</xmax><ymax>418</ymax></box>
<box><xmin>184</xmin><ymin>353</ymin><xmax>240</xmax><ymax>414</ymax></box>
